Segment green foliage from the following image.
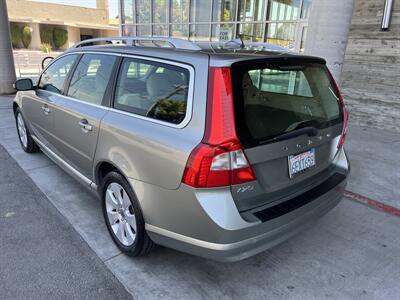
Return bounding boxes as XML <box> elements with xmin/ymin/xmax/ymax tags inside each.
<box><xmin>10</xmin><ymin>23</ymin><xmax>21</xmax><ymax>48</ymax></box>
<box><xmin>21</xmin><ymin>26</ymin><xmax>32</xmax><ymax>48</ymax></box>
<box><xmin>53</xmin><ymin>28</ymin><xmax>68</xmax><ymax>49</ymax></box>
<box><xmin>40</xmin><ymin>43</ymin><xmax>52</xmax><ymax>53</ymax></box>
<box><xmin>40</xmin><ymin>27</ymin><xmax>53</xmax><ymax>45</ymax></box>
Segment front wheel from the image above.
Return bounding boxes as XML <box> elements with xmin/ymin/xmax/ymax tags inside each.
<box><xmin>15</xmin><ymin>108</ymin><xmax>39</xmax><ymax>153</ymax></box>
<box><xmin>102</xmin><ymin>171</ymin><xmax>155</xmax><ymax>257</ymax></box>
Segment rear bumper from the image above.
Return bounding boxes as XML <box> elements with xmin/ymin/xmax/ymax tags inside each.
<box><xmin>138</xmin><ymin>148</ymin><xmax>349</xmax><ymax>262</ymax></box>
<box><xmin>147</xmin><ymin>176</ymin><xmax>345</xmax><ymax>261</ymax></box>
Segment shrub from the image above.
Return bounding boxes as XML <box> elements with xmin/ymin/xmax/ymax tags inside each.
<box><xmin>40</xmin><ymin>27</ymin><xmax>53</xmax><ymax>45</ymax></box>
<box><xmin>40</xmin><ymin>43</ymin><xmax>52</xmax><ymax>53</ymax></box>
<box><xmin>21</xmin><ymin>26</ymin><xmax>32</xmax><ymax>48</ymax></box>
<box><xmin>10</xmin><ymin>23</ymin><xmax>21</xmax><ymax>48</ymax></box>
<box><xmin>53</xmin><ymin>28</ymin><xmax>68</xmax><ymax>49</ymax></box>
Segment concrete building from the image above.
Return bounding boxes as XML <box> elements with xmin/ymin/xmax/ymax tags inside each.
<box><xmin>119</xmin><ymin>0</ymin><xmax>399</xmax><ymax>132</ymax></box>
<box><xmin>7</xmin><ymin>0</ymin><xmax>118</xmax><ymax>50</ymax></box>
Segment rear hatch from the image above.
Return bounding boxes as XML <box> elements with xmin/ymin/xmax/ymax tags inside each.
<box><xmin>231</xmin><ymin>57</ymin><xmax>345</xmax><ymax>212</ymax></box>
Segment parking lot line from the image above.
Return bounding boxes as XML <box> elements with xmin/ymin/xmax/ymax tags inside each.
<box><xmin>344</xmin><ymin>190</ymin><xmax>400</xmax><ymax>218</ymax></box>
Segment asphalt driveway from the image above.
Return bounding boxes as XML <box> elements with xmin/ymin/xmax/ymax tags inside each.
<box><xmin>0</xmin><ymin>144</ymin><xmax>132</xmax><ymax>299</ymax></box>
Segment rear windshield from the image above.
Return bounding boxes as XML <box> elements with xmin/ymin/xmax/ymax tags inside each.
<box><xmin>232</xmin><ymin>61</ymin><xmax>342</xmax><ymax>148</ymax></box>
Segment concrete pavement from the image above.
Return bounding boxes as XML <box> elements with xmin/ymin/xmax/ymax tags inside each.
<box><xmin>1</xmin><ymin>95</ymin><xmax>399</xmax><ymax>299</ymax></box>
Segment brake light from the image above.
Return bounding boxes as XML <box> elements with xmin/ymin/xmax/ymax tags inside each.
<box><xmin>182</xmin><ymin>67</ymin><xmax>256</xmax><ymax>188</ymax></box>
<box><xmin>326</xmin><ymin>67</ymin><xmax>349</xmax><ymax>148</ymax></box>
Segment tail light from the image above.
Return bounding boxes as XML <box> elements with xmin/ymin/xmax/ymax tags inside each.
<box><xmin>182</xmin><ymin>67</ymin><xmax>256</xmax><ymax>188</ymax></box>
<box><xmin>326</xmin><ymin>67</ymin><xmax>349</xmax><ymax>148</ymax></box>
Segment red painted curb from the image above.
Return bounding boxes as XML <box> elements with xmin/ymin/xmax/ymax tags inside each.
<box><xmin>344</xmin><ymin>190</ymin><xmax>400</xmax><ymax>218</ymax></box>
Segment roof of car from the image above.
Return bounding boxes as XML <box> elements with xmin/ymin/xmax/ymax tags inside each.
<box><xmin>65</xmin><ymin>42</ymin><xmax>326</xmax><ymax>66</ymax></box>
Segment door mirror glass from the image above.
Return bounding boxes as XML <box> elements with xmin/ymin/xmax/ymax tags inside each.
<box><xmin>14</xmin><ymin>78</ymin><xmax>34</xmax><ymax>91</ymax></box>
<box><xmin>42</xmin><ymin>56</ymin><xmax>54</xmax><ymax>69</ymax></box>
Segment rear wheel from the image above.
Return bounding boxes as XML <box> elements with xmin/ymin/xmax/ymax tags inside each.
<box><xmin>15</xmin><ymin>108</ymin><xmax>39</xmax><ymax>153</ymax></box>
<box><xmin>102</xmin><ymin>171</ymin><xmax>155</xmax><ymax>256</ymax></box>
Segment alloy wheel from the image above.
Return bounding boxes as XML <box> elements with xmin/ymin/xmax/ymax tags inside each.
<box><xmin>105</xmin><ymin>182</ymin><xmax>137</xmax><ymax>246</ymax></box>
<box><xmin>17</xmin><ymin>113</ymin><xmax>28</xmax><ymax>148</ymax></box>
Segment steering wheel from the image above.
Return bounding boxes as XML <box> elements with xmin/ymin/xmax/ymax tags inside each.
<box><xmin>146</xmin><ymin>101</ymin><xmax>159</xmax><ymax>117</ymax></box>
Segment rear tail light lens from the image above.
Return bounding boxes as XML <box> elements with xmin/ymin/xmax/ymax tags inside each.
<box><xmin>182</xmin><ymin>67</ymin><xmax>256</xmax><ymax>188</ymax></box>
<box><xmin>182</xmin><ymin>143</ymin><xmax>256</xmax><ymax>188</ymax></box>
<box><xmin>326</xmin><ymin>67</ymin><xmax>349</xmax><ymax>148</ymax></box>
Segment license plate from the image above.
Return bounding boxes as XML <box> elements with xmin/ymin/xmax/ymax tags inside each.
<box><xmin>288</xmin><ymin>148</ymin><xmax>316</xmax><ymax>178</ymax></box>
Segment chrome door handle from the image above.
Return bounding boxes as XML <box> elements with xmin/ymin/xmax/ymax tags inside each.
<box><xmin>79</xmin><ymin>119</ymin><xmax>93</xmax><ymax>132</ymax></box>
<box><xmin>41</xmin><ymin>105</ymin><xmax>50</xmax><ymax>115</ymax></box>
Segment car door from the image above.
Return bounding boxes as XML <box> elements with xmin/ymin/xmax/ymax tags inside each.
<box><xmin>50</xmin><ymin>53</ymin><xmax>118</xmax><ymax>179</ymax></box>
<box><xmin>21</xmin><ymin>54</ymin><xmax>78</xmax><ymax>149</ymax></box>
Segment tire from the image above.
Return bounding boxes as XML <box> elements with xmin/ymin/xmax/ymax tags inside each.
<box><xmin>102</xmin><ymin>171</ymin><xmax>156</xmax><ymax>257</ymax></box>
<box><xmin>15</xmin><ymin>108</ymin><xmax>39</xmax><ymax>153</ymax></box>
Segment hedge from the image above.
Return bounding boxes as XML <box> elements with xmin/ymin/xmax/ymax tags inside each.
<box><xmin>53</xmin><ymin>28</ymin><xmax>68</xmax><ymax>49</ymax></box>
<box><xmin>10</xmin><ymin>23</ymin><xmax>21</xmax><ymax>48</ymax></box>
<box><xmin>40</xmin><ymin>27</ymin><xmax>53</xmax><ymax>45</ymax></box>
<box><xmin>21</xmin><ymin>25</ymin><xmax>32</xmax><ymax>48</ymax></box>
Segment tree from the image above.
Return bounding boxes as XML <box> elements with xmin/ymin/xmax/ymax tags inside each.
<box><xmin>10</xmin><ymin>23</ymin><xmax>21</xmax><ymax>48</ymax></box>
<box><xmin>53</xmin><ymin>28</ymin><xmax>68</xmax><ymax>49</ymax></box>
<box><xmin>21</xmin><ymin>25</ymin><xmax>32</xmax><ymax>48</ymax></box>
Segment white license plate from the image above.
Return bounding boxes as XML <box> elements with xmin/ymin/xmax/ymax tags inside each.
<box><xmin>288</xmin><ymin>148</ymin><xmax>316</xmax><ymax>178</ymax></box>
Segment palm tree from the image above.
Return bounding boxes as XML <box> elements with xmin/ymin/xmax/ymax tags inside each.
<box><xmin>0</xmin><ymin>0</ymin><xmax>16</xmax><ymax>94</ymax></box>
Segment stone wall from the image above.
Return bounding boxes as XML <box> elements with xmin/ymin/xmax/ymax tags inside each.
<box><xmin>341</xmin><ymin>0</ymin><xmax>400</xmax><ymax>132</ymax></box>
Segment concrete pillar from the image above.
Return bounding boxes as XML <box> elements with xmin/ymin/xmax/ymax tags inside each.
<box><xmin>29</xmin><ymin>22</ymin><xmax>41</xmax><ymax>50</ymax></box>
<box><xmin>66</xmin><ymin>26</ymin><xmax>81</xmax><ymax>48</ymax></box>
<box><xmin>305</xmin><ymin>0</ymin><xmax>354</xmax><ymax>83</ymax></box>
<box><xmin>0</xmin><ymin>0</ymin><xmax>16</xmax><ymax>94</ymax></box>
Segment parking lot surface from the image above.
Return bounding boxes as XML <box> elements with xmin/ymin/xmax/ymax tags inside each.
<box><xmin>1</xmin><ymin>95</ymin><xmax>399</xmax><ymax>299</ymax></box>
<box><xmin>0</xmin><ymin>145</ymin><xmax>131</xmax><ymax>299</ymax></box>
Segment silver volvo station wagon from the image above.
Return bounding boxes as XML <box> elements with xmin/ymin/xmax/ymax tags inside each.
<box><xmin>13</xmin><ymin>37</ymin><xmax>350</xmax><ymax>261</ymax></box>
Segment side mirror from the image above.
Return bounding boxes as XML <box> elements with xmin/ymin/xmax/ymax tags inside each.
<box><xmin>14</xmin><ymin>78</ymin><xmax>34</xmax><ymax>91</ymax></box>
<box><xmin>42</xmin><ymin>56</ymin><xmax>54</xmax><ymax>69</ymax></box>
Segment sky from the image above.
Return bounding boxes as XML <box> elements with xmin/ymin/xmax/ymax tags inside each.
<box><xmin>31</xmin><ymin>0</ymin><xmax>120</xmax><ymax>18</ymax></box>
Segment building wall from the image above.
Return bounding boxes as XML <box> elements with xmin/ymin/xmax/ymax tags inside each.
<box><xmin>7</xmin><ymin>0</ymin><xmax>109</xmax><ymax>26</ymax></box>
<box><xmin>341</xmin><ymin>0</ymin><xmax>400</xmax><ymax>132</ymax></box>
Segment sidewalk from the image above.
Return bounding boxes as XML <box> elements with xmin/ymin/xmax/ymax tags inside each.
<box><xmin>1</xmin><ymin>94</ymin><xmax>400</xmax><ymax>299</ymax></box>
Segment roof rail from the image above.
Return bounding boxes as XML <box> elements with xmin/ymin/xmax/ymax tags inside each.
<box><xmin>73</xmin><ymin>36</ymin><xmax>202</xmax><ymax>51</ymax></box>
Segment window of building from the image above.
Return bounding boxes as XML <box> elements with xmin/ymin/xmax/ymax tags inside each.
<box><xmin>39</xmin><ymin>55</ymin><xmax>77</xmax><ymax>94</ymax></box>
<box><xmin>120</xmin><ymin>0</ymin><xmax>311</xmax><ymax>51</ymax></box>
<box><xmin>114</xmin><ymin>58</ymin><xmax>190</xmax><ymax>125</ymax></box>
<box><xmin>67</xmin><ymin>54</ymin><xmax>116</xmax><ymax>105</ymax></box>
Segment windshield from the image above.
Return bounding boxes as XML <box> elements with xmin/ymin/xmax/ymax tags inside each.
<box><xmin>232</xmin><ymin>61</ymin><xmax>342</xmax><ymax>148</ymax></box>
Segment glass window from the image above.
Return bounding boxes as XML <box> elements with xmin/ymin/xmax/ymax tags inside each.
<box><xmin>115</xmin><ymin>58</ymin><xmax>190</xmax><ymax>125</ymax></box>
<box><xmin>232</xmin><ymin>62</ymin><xmax>341</xmax><ymax>145</ymax></box>
<box><xmin>266</xmin><ymin>22</ymin><xmax>296</xmax><ymax>49</ymax></box>
<box><xmin>153</xmin><ymin>0</ymin><xmax>168</xmax><ymax>23</ymax></box>
<box><xmin>67</xmin><ymin>54</ymin><xmax>116</xmax><ymax>105</ymax></box>
<box><xmin>191</xmin><ymin>0</ymin><xmax>212</xmax><ymax>22</ymax></box>
<box><xmin>212</xmin><ymin>24</ymin><xmax>235</xmax><ymax>41</ymax></box>
<box><xmin>239</xmin><ymin>0</ymin><xmax>266</xmax><ymax>22</ymax></box>
<box><xmin>269</xmin><ymin>0</ymin><xmax>300</xmax><ymax>21</ymax></box>
<box><xmin>122</xmin><ymin>0</ymin><xmax>134</xmax><ymax>24</ymax></box>
<box><xmin>301</xmin><ymin>0</ymin><xmax>312</xmax><ymax>19</ymax></box>
<box><xmin>136</xmin><ymin>0</ymin><xmax>151</xmax><ymax>23</ymax></box>
<box><xmin>237</xmin><ymin>23</ymin><xmax>264</xmax><ymax>42</ymax></box>
<box><xmin>212</xmin><ymin>0</ymin><xmax>236</xmax><ymax>22</ymax></box>
<box><xmin>190</xmin><ymin>24</ymin><xmax>211</xmax><ymax>41</ymax></box>
<box><xmin>171</xmin><ymin>0</ymin><xmax>189</xmax><ymax>23</ymax></box>
<box><xmin>39</xmin><ymin>55</ymin><xmax>77</xmax><ymax>94</ymax></box>
<box><xmin>170</xmin><ymin>24</ymin><xmax>189</xmax><ymax>38</ymax></box>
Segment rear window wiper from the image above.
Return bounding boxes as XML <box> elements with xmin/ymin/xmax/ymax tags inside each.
<box><xmin>259</xmin><ymin>127</ymin><xmax>318</xmax><ymax>145</ymax></box>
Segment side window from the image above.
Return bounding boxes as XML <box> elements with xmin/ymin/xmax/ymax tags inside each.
<box><xmin>114</xmin><ymin>58</ymin><xmax>190</xmax><ymax>125</ymax></box>
<box><xmin>38</xmin><ymin>55</ymin><xmax>77</xmax><ymax>94</ymax></box>
<box><xmin>67</xmin><ymin>54</ymin><xmax>117</xmax><ymax>105</ymax></box>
